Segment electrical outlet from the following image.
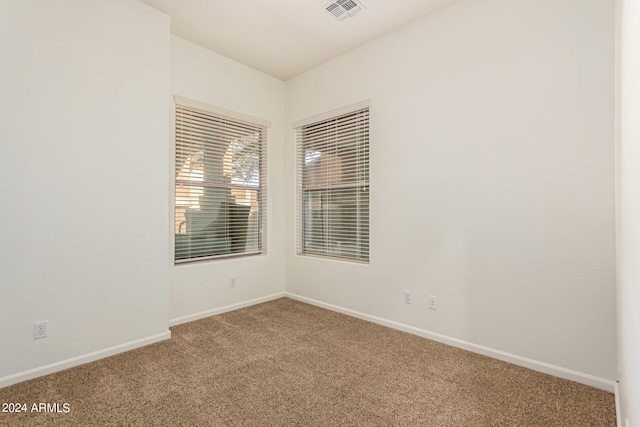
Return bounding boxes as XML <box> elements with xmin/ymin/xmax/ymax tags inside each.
<box><xmin>428</xmin><ymin>296</ymin><xmax>438</xmax><ymax>310</ymax></box>
<box><xmin>403</xmin><ymin>290</ymin><xmax>411</xmax><ymax>304</ymax></box>
<box><xmin>34</xmin><ymin>321</ymin><xmax>48</xmax><ymax>339</ymax></box>
<box><xmin>230</xmin><ymin>277</ymin><xmax>237</xmax><ymax>288</ymax></box>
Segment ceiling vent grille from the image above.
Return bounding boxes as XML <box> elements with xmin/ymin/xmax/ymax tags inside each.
<box><xmin>325</xmin><ymin>0</ymin><xmax>365</xmax><ymax>21</ymax></box>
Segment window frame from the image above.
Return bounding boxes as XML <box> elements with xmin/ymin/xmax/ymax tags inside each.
<box><xmin>295</xmin><ymin>100</ymin><xmax>370</xmax><ymax>263</ymax></box>
<box><xmin>173</xmin><ymin>96</ymin><xmax>269</xmax><ymax>264</ymax></box>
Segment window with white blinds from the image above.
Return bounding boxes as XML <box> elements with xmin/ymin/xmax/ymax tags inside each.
<box><xmin>296</xmin><ymin>102</ymin><xmax>370</xmax><ymax>262</ymax></box>
<box><xmin>174</xmin><ymin>97</ymin><xmax>268</xmax><ymax>263</ymax></box>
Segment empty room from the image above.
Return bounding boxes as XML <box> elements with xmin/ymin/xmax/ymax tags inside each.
<box><xmin>1</xmin><ymin>0</ymin><xmax>638</xmax><ymax>425</ymax></box>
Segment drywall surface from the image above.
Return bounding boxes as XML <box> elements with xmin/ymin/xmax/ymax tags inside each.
<box><xmin>169</xmin><ymin>36</ymin><xmax>286</xmax><ymax>323</ymax></box>
<box><xmin>0</xmin><ymin>0</ymin><xmax>171</xmax><ymax>383</ymax></box>
<box><xmin>286</xmin><ymin>0</ymin><xmax>616</xmax><ymax>383</ymax></box>
<box><xmin>617</xmin><ymin>0</ymin><xmax>640</xmax><ymax>423</ymax></box>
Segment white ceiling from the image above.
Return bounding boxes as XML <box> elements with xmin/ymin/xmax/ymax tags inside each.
<box><xmin>138</xmin><ymin>0</ymin><xmax>459</xmax><ymax>81</ymax></box>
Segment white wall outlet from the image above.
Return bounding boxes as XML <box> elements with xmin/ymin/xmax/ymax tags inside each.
<box><xmin>34</xmin><ymin>321</ymin><xmax>48</xmax><ymax>339</ymax></box>
<box><xmin>428</xmin><ymin>296</ymin><xmax>438</xmax><ymax>310</ymax></box>
<box><xmin>230</xmin><ymin>277</ymin><xmax>237</xmax><ymax>288</ymax></box>
<box><xmin>403</xmin><ymin>290</ymin><xmax>411</xmax><ymax>304</ymax></box>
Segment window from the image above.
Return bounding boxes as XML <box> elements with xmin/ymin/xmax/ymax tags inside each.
<box><xmin>174</xmin><ymin>97</ymin><xmax>268</xmax><ymax>263</ymax></box>
<box><xmin>295</xmin><ymin>101</ymin><xmax>370</xmax><ymax>262</ymax></box>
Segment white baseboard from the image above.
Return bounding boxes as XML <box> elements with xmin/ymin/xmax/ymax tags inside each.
<box><xmin>286</xmin><ymin>293</ymin><xmax>616</xmax><ymax>393</ymax></box>
<box><xmin>0</xmin><ymin>331</ymin><xmax>171</xmax><ymax>389</ymax></box>
<box><xmin>615</xmin><ymin>381</ymin><xmax>622</xmax><ymax>427</ymax></box>
<box><xmin>169</xmin><ymin>292</ymin><xmax>286</xmax><ymax>327</ymax></box>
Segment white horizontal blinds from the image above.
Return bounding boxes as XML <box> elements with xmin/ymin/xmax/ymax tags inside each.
<box><xmin>175</xmin><ymin>102</ymin><xmax>267</xmax><ymax>263</ymax></box>
<box><xmin>296</xmin><ymin>106</ymin><xmax>369</xmax><ymax>262</ymax></box>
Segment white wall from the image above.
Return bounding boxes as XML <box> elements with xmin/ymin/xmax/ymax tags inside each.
<box><xmin>0</xmin><ymin>0</ymin><xmax>171</xmax><ymax>385</ymax></box>
<box><xmin>169</xmin><ymin>36</ymin><xmax>286</xmax><ymax>324</ymax></box>
<box><xmin>616</xmin><ymin>0</ymin><xmax>640</xmax><ymax>423</ymax></box>
<box><xmin>286</xmin><ymin>0</ymin><xmax>616</xmax><ymax>387</ymax></box>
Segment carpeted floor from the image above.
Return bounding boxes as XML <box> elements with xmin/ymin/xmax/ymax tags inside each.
<box><xmin>0</xmin><ymin>298</ymin><xmax>616</xmax><ymax>426</ymax></box>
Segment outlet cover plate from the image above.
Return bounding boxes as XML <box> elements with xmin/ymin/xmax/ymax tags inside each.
<box><xmin>403</xmin><ymin>291</ymin><xmax>411</xmax><ymax>304</ymax></box>
<box><xmin>34</xmin><ymin>321</ymin><xmax>48</xmax><ymax>339</ymax></box>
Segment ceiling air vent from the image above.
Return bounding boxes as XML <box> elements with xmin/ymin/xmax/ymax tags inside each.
<box><xmin>325</xmin><ymin>0</ymin><xmax>365</xmax><ymax>21</ymax></box>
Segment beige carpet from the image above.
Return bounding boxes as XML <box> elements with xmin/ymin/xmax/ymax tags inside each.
<box><xmin>0</xmin><ymin>298</ymin><xmax>615</xmax><ymax>426</ymax></box>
